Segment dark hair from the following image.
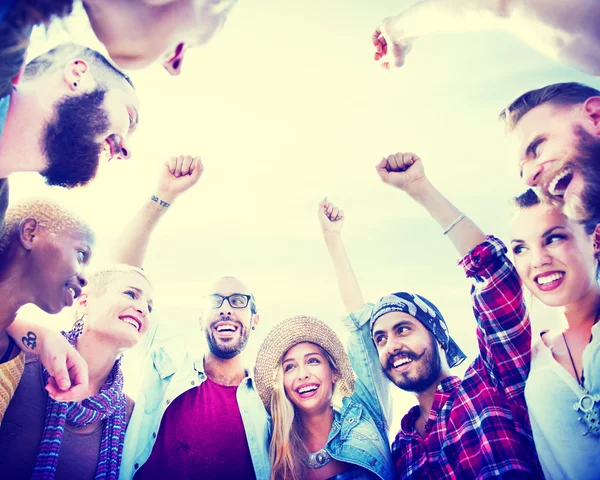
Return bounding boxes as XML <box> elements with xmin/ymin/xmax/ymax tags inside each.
<box><xmin>24</xmin><ymin>43</ymin><xmax>134</xmax><ymax>88</ymax></box>
<box><xmin>500</xmin><ymin>82</ymin><xmax>600</xmax><ymax>131</ymax></box>
<box><xmin>513</xmin><ymin>188</ymin><xmax>598</xmax><ymax>236</ymax></box>
<box><xmin>6</xmin><ymin>0</ymin><xmax>73</xmax><ymax>29</ymax></box>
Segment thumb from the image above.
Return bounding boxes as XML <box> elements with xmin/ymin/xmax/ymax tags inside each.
<box><xmin>46</xmin><ymin>354</ymin><xmax>72</xmax><ymax>391</ymax></box>
<box><xmin>375</xmin><ymin>158</ymin><xmax>389</xmax><ymax>182</ymax></box>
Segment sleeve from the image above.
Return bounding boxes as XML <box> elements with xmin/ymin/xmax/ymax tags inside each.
<box><xmin>459</xmin><ymin>235</ymin><xmax>531</xmax><ymax>400</ymax></box>
<box><xmin>343</xmin><ymin>303</ymin><xmax>391</xmax><ymax>433</ymax></box>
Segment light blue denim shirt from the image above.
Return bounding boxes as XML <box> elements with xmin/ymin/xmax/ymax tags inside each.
<box><xmin>120</xmin><ymin>319</ymin><xmax>270</xmax><ymax>480</ymax></box>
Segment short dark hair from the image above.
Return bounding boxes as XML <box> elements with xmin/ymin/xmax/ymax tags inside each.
<box><xmin>500</xmin><ymin>82</ymin><xmax>600</xmax><ymax>131</ymax></box>
<box><xmin>6</xmin><ymin>0</ymin><xmax>74</xmax><ymax>29</ymax></box>
<box><xmin>24</xmin><ymin>43</ymin><xmax>134</xmax><ymax>88</ymax></box>
<box><xmin>513</xmin><ymin>188</ymin><xmax>540</xmax><ymax>209</ymax></box>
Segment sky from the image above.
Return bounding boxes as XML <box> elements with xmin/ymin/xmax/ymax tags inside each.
<box><xmin>12</xmin><ymin>1</ymin><xmax>600</xmax><ymax>424</ymax></box>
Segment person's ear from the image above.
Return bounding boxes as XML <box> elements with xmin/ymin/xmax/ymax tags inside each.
<box><xmin>583</xmin><ymin>97</ymin><xmax>600</xmax><ymax>134</ymax></box>
<box><xmin>18</xmin><ymin>218</ymin><xmax>39</xmax><ymax>251</ymax></box>
<box><xmin>593</xmin><ymin>224</ymin><xmax>600</xmax><ymax>258</ymax></box>
<box><xmin>251</xmin><ymin>313</ymin><xmax>260</xmax><ymax>330</ymax></box>
<box><xmin>63</xmin><ymin>59</ymin><xmax>89</xmax><ymax>92</ymax></box>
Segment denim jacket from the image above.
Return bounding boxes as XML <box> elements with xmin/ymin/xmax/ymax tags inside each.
<box><xmin>326</xmin><ymin>303</ymin><xmax>393</xmax><ymax>480</ymax></box>
<box><xmin>119</xmin><ymin>319</ymin><xmax>270</xmax><ymax>480</ymax></box>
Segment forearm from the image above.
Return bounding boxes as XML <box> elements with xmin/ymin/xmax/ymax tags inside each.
<box><xmin>408</xmin><ymin>179</ymin><xmax>486</xmax><ymax>258</ymax></box>
<box><xmin>323</xmin><ymin>233</ymin><xmax>365</xmax><ymax>313</ymax></box>
<box><xmin>6</xmin><ymin>317</ymin><xmax>45</xmax><ymax>355</ymax></box>
<box><xmin>111</xmin><ymin>194</ymin><xmax>173</xmax><ymax>267</ymax></box>
<box><xmin>386</xmin><ymin>0</ymin><xmax>504</xmax><ymax>39</ymax></box>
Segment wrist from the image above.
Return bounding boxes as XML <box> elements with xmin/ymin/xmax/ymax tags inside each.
<box><xmin>323</xmin><ymin>231</ymin><xmax>343</xmax><ymax>244</ymax></box>
<box><xmin>404</xmin><ymin>178</ymin><xmax>436</xmax><ymax>202</ymax></box>
<box><xmin>151</xmin><ymin>192</ymin><xmax>176</xmax><ymax>207</ymax></box>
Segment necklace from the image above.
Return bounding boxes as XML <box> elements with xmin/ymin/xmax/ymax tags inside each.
<box><xmin>562</xmin><ymin>308</ymin><xmax>600</xmax><ymax>437</ymax></box>
<box><xmin>307</xmin><ymin>447</ymin><xmax>333</xmax><ymax>469</ymax></box>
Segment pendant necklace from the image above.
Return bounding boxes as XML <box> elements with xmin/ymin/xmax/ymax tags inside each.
<box><xmin>562</xmin><ymin>308</ymin><xmax>600</xmax><ymax>438</ymax></box>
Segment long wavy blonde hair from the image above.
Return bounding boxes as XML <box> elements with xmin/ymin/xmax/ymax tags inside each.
<box><xmin>269</xmin><ymin>344</ymin><xmax>341</xmax><ymax>480</ymax></box>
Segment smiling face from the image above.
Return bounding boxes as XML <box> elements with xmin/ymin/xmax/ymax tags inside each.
<box><xmin>372</xmin><ymin>312</ymin><xmax>443</xmax><ymax>393</ymax></box>
<box><xmin>511</xmin><ymin>203</ymin><xmax>600</xmax><ymax>307</ymax></box>
<box><xmin>513</xmin><ymin>99</ymin><xmax>600</xmax><ymax>221</ymax></box>
<box><xmin>27</xmin><ymin>227</ymin><xmax>94</xmax><ymax>315</ymax></box>
<box><xmin>202</xmin><ymin>277</ymin><xmax>258</xmax><ymax>359</ymax></box>
<box><xmin>81</xmin><ymin>271</ymin><xmax>153</xmax><ymax>350</ymax></box>
<box><xmin>282</xmin><ymin>342</ymin><xmax>336</xmax><ymax>415</ymax></box>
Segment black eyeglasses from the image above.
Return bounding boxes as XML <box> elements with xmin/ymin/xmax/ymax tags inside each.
<box><xmin>208</xmin><ymin>293</ymin><xmax>252</xmax><ymax>310</ymax></box>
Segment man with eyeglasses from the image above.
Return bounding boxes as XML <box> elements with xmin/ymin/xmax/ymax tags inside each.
<box><xmin>110</xmin><ymin>156</ymin><xmax>269</xmax><ymax>480</ymax></box>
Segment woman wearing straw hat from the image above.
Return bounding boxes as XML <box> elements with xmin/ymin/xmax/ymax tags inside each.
<box><xmin>254</xmin><ymin>315</ymin><xmax>393</xmax><ymax>480</ymax></box>
<box><xmin>0</xmin><ymin>264</ymin><xmax>153</xmax><ymax>480</ymax></box>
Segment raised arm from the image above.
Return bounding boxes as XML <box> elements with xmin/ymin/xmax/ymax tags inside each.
<box><xmin>317</xmin><ymin>198</ymin><xmax>365</xmax><ymax>313</ymax></box>
<box><xmin>112</xmin><ymin>154</ymin><xmax>204</xmax><ymax>267</ymax></box>
<box><xmin>373</xmin><ymin>0</ymin><xmax>600</xmax><ymax>76</ymax></box>
<box><xmin>375</xmin><ymin>152</ymin><xmax>485</xmax><ymax>257</ymax></box>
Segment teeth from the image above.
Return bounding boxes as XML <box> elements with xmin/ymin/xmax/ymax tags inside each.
<box><xmin>217</xmin><ymin>325</ymin><xmax>236</xmax><ymax>332</ymax></box>
<box><xmin>298</xmin><ymin>385</ymin><xmax>318</xmax><ymax>394</ymax></box>
<box><xmin>548</xmin><ymin>167</ymin><xmax>572</xmax><ymax>196</ymax></box>
<box><xmin>393</xmin><ymin>357</ymin><xmax>412</xmax><ymax>368</ymax></box>
<box><xmin>121</xmin><ymin>317</ymin><xmax>139</xmax><ymax>331</ymax></box>
<box><xmin>536</xmin><ymin>272</ymin><xmax>564</xmax><ymax>285</ymax></box>
<box><xmin>68</xmin><ymin>287</ymin><xmax>75</xmax><ymax>299</ymax></box>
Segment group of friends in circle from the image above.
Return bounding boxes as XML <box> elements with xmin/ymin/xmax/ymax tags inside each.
<box><xmin>0</xmin><ymin>0</ymin><xmax>599</xmax><ymax>479</ymax></box>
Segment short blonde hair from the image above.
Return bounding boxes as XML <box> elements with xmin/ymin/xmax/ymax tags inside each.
<box><xmin>0</xmin><ymin>198</ymin><xmax>92</xmax><ymax>252</ymax></box>
<box><xmin>85</xmin><ymin>264</ymin><xmax>152</xmax><ymax>297</ymax></box>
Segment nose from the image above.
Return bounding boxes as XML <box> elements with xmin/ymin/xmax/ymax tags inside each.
<box><xmin>77</xmin><ymin>272</ymin><xmax>87</xmax><ymax>288</ymax></box>
<box><xmin>530</xmin><ymin>247</ymin><xmax>551</xmax><ymax>269</ymax></box>
<box><xmin>386</xmin><ymin>336</ymin><xmax>404</xmax><ymax>357</ymax></box>
<box><xmin>522</xmin><ymin>161</ymin><xmax>543</xmax><ymax>187</ymax></box>
<box><xmin>162</xmin><ymin>43</ymin><xmax>186</xmax><ymax>76</ymax></box>
<box><xmin>116</xmin><ymin>135</ymin><xmax>131</xmax><ymax>160</ymax></box>
<box><xmin>297</xmin><ymin>365</ymin><xmax>309</xmax><ymax>380</ymax></box>
<box><xmin>136</xmin><ymin>302</ymin><xmax>149</xmax><ymax>317</ymax></box>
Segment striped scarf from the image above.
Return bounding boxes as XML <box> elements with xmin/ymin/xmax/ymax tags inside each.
<box><xmin>32</xmin><ymin>333</ymin><xmax>127</xmax><ymax>480</ymax></box>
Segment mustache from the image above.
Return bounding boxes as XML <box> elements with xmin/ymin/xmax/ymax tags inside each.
<box><xmin>385</xmin><ymin>350</ymin><xmax>423</xmax><ymax>371</ymax></box>
<box><xmin>209</xmin><ymin>316</ymin><xmax>243</xmax><ymax>330</ymax></box>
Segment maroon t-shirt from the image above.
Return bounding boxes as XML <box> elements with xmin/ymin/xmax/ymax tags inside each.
<box><xmin>135</xmin><ymin>378</ymin><xmax>256</xmax><ymax>480</ymax></box>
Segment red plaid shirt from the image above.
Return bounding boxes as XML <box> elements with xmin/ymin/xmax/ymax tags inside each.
<box><xmin>392</xmin><ymin>236</ymin><xmax>542</xmax><ymax>479</ymax></box>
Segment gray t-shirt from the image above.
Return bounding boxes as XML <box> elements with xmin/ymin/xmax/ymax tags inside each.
<box><xmin>0</xmin><ymin>355</ymin><xmax>134</xmax><ymax>479</ymax></box>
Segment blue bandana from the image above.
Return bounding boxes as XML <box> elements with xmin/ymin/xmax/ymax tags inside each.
<box><xmin>370</xmin><ymin>292</ymin><xmax>467</xmax><ymax>368</ymax></box>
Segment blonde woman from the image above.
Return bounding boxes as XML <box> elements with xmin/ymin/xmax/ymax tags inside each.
<box><xmin>255</xmin><ymin>316</ymin><xmax>392</xmax><ymax>480</ymax></box>
<box><xmin>0</xmin><ymin>265</ymin><xmax>153</xmax><ymax>480</ymax></box>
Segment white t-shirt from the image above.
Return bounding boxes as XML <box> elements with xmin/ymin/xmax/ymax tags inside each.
<box><xmin>525</xmin><ymin>322</ymin><xmax>600</xmax><ymax>480</ymax></box>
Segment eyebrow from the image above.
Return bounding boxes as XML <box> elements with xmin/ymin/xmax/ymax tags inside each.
<box><xmin>511</xmin><ymin>226</ymin><xmax>567</xmax><ymax>244</ymax></box>
<box><xmin>372</xmin><ymin>320</ymin><xmax>413</xmax><ymax>338</ymax></box>
<box><xmin>525</xmin><ymin>135</ymin><xmax>545</xmax><ymax>158</ymax></box>
<box><xmin>282</xmin><ymin>352</ymin><xmax>323</xmax><ymax>363</ymax></box>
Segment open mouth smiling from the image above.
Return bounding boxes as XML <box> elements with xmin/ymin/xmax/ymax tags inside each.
<box><xmin>547</xmin><ymin>166</ymin><xmax>573</xmax><ymax>197</ymax></box>
<box><xmin>119</xmin><ymin>315</ymin><xmax>142</xmax><ymax>332</ymax></box>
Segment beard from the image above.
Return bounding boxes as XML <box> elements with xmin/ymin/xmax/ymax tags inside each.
<box><xmin>570</xmin><ymin>128</ymin><xmax>600</xmax><ymax>223</ymax></box>
<box><xmin>383</xmin><ymin>333</ymin><xmax>442</xmax><ymax>393</ymax></box>
<box><xmin>205</xmin><ymin>316</ymin><xmax>251</xmax><ymax>360</ymax></box>
<box><xmin>41</xmin><ymin>89</ymin><xmax>110</xmax><ymax>188</ymax></box>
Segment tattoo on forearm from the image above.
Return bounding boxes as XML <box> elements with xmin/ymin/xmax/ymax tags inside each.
<box><xmin>21</xmin><ymin>331</ymin><xmax>37</xmax><ymax>350</ymax></box>
<box><xmin>151</xmin><ymin>195</ymin><xmax>171</xmax><ymax>208</ymax></box>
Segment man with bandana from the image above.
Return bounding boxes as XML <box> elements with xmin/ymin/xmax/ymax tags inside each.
<box><xmin>318</xmin><ymin>152</ymin><xmax>542</xmax><ymax>478</ymax></box>
<box><xmin>0</xmin><ymin>42</ymin><xmax>139</xmax><ymax>236</ymax></box>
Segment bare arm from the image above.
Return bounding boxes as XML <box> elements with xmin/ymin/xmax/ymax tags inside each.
<box><xmin>376</xmin><ymin>152</ymin><xmax>486</xmax><ymax>257</ymax></box>
<box><xmin>112</xmin><ymin>155</ymin><xmax>204</xmax><ymax>267</ymax></box>
<box><xmin>318</xmin><ymin>199</ymin><xmax>365</xmax><ymax>314</ymax></box>
<box><xmin>374</xmin><ymin>0</ymin><xmax>600</xmax><ymax>75</ymax></box>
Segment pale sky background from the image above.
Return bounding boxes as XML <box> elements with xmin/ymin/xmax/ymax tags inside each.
<box><xmin>12</xmin><ymin>0</ymin><xmax>600</xmax><ymax>430</ymax></box>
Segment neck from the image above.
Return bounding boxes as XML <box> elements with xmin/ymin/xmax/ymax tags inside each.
<box><xmin>0</xmin><ymin>84</ymin><xmax>53</xmax><ymax>178</ymax></box>
<box><xmin>75</xmin><ymin>333</ymin><xmax>121</xmax><ymax>395</ymax></box>
<box><xmin>0</xmin><ymin>255</ymin><xmax>34</xmax><ymax>330</ymax></box>
<box><xmin>562</xmin><ymin>287</ymin><xmax>600</xmax><ymax>331</ymax></box>
<box><xmin>204</xmin><ymin>352</ymin><xmax>247</xmax><ymax>386</ymax></box>
<box><xmin>415</xmin><ymin>370</ymin><xmax>451</xmax><ymax>421</ymax></box>
<box><xmin>299</xmin><ymin>406</ymin><xmax>335</xmax><ymax>451</ymax></box>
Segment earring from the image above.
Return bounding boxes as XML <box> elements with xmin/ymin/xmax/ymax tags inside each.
<box><xmin>73</xmin><ymin>82</ymin><xmax>77</xmax><ymax>87</ymax></box>
<box><xmin>251</xmin><ymin>326</ymin><xmax>255</xmax><ymax>330</ymax></box>
<box><xmin>72</xmin><ymin>314</ymin><xmax>85</xmax><ymax>338</ymax></box>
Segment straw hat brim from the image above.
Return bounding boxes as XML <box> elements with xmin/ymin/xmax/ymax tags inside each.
<box><xmin>254</xmin><ymin>315</ymin><xmax>355</xmax><ymax>413</ymax></box>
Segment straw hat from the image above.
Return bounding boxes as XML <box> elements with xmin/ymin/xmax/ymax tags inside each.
<box><xmin>254</xmin><ymin>315</ymin><xmax>355</xmax><ymax>413</ymax></box>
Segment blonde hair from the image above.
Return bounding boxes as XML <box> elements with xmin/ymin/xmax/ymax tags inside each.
<box><xmin>269</xmin><ymin>344</ymin><xmax>342</xmax><ymax>480</ymax></box>
<box><xmin>85</xmin><ymin>264</ymin><xmax>151</xmax><ymax>297</ymax></box>
<box><xmin>0</xmin><ymin>198</ymin><xmax>92</xmax><ymax>252</ymax></box>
